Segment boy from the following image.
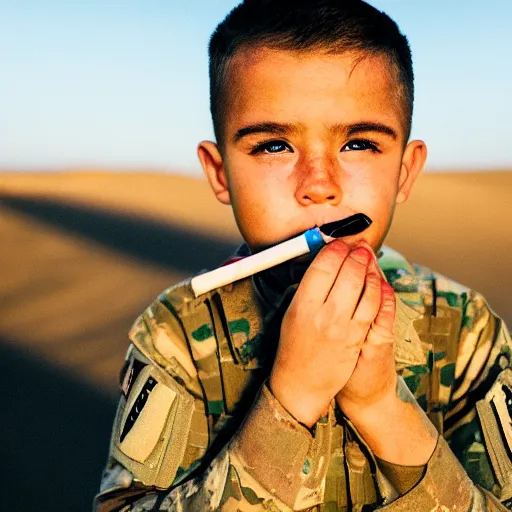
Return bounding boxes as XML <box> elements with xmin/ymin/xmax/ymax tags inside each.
<box><xmin>95</xmin><ymin>1</ymin><xmax>512</xmax><ymax>510</ymax></box>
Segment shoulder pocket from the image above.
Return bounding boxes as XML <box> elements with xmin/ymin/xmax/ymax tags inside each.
<box><xmin>111</xmin><ymin>345</ymin><xmax>195</xmax><ymax>489</ymax></box>
<box><xmin>476</xmin><ymin>368</ymin><xmax>512</xmax><ymax>501</ymax></box>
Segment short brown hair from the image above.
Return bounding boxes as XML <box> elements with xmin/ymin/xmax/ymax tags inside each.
<box><xmin>209</xmin><ymin>0</ymin><xmax>414</xmax><ymax>145</ymax></box>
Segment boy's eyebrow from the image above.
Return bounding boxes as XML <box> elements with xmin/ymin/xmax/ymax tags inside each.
<box><xmin>343</xmin><ymin>122</ymin><xmax>397</xmax><ymax>140</ymax></box>
<box><xmin>233</xmin><ymin>122</ymin><xmax>298</xmax><ymax>143</ymax></box>
<box><xmin>233</xmin><ymin>121</ymin><xmax>398</xmax><ymax>143</ymax></box>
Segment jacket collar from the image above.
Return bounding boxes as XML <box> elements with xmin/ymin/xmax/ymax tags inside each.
<box><xmin>379</xmin><ymin>246</ymin><xmax>427</xmax><ymax>368</ymax></box>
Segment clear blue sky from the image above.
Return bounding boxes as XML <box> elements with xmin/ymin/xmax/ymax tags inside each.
<box><xmin>2</xmin><ymin>0</ymin><xmax>511</xmax><ymax>174</ymax></box>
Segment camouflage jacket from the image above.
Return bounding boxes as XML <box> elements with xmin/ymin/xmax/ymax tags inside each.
<box><xmin>95</xmin><ymin>246</ymin><xmax>512</xmax><ymax>511</ymax></box>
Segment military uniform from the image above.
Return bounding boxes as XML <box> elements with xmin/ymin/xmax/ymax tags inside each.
<box><xmin>95</xmin><ymin>246</ymin><xmax>512</xmax><ymax>511</ymax></box>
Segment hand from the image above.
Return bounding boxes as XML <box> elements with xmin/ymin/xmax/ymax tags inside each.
<box><xmin>335</xmin><ymin>269</ymin><xmax>438</xmax><ymax>465</ymax></box>
<box><xmin>269</xmin><ymin>240</ymin><xmax>382</xmax><ymax>427</ymax></box>
<box><xmin>336</xmin><ymin>258</ymin><xmax>398</xmax><ymax>417</ymax></box>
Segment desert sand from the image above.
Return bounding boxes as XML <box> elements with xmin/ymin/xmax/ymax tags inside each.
<box><xmin>1</xmin><ymin>169</ymin><xmax>510</xmax><ymax>510</ymax></box>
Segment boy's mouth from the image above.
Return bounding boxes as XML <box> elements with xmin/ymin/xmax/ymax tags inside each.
<box><xmin>318</xmin><ymin>213</ymin><xmax>372</xmax><ymax>239</ymax></box>
<box><xmin>255</xmin><ymin>213</ymin><xmax>373</xmax><ymax>255</ymax></box>
<box><xmin>258</xmin><ymin>213</ymin><xmax>373</xmax><ymax>289</ymax></box>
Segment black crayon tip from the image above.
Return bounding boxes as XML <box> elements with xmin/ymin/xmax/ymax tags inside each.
<box><xmin>319</xmin><ymin>213</ymin><xmax>372</xmax><ymax>238</ymax></box>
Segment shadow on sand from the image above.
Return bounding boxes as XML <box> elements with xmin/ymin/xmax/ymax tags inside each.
<box><xmin>0</xmin><ymin>340</ymin><xmax>117</xmax><ymax>511</ymax></box>
<box><xmin>0</xmin><ymin>194</ymin><xmax>238</xmax><ymax>273</ymax></box>
<box><xmin>0</xmin><ymin>194</ymin><xmax>239</xmax><ymax>511</ymax></box>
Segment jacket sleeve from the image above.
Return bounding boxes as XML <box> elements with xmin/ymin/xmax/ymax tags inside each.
<box><xmin>376</xmin><ymin>435</ymin><xmax>508</xmax><ymax>511</ymax></box>
<box><xmin>377</xmin><ymin>292</ymin><xmax>512</xmax><ymax>511</ymax></box>
<box><xmin>94</xmin><ymin>302</ymin><xmax>333</xmax><ymax>512</ymax></box>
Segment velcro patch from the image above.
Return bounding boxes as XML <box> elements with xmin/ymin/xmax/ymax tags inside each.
<box><xmin>486</xmin><ymin>369</ymin><xmax>512</xmax><ymax>456</ymax></box>
<box><xmin>119</xmin><ymin>368</ymin><xmax>177</xmax><ymax>463</ymax></box>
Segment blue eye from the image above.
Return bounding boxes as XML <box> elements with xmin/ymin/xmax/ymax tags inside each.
<box><xmin>342</xmin><ymin>140</ymin><xmax>379</xmax><ymax>152</ymax></box>
<box><xmin>250</xmin><ymin>140</ymin><xmax>292</xmax><ymax>154</ymax></box>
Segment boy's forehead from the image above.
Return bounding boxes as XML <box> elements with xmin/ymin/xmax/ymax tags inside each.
<box><xmin>230</xmin><ymin>46</ymin><xmax>396</xmax><ymax>95</ymax></box>
<box><xmin>223</xmin><ymin>46</ymin><xmax>406</xmax><ymax>139</ymax></box>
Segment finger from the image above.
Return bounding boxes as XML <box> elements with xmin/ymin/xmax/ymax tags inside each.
<box><xmin>357</xmin><ymin>240</ymin><xmax>387</xmax><ymax>281</ymax></box>
<box><xmin>343</xmin><ymin>260</ymin><xmax>382</xmax><ymax>349</ymax></box>
<box><xmin>323</xmin><ymin>246</ymin><xmax>372</xmax><ymax>321</ymax></box>
<box><xmin>366</xmin><ymin>281</ymin><xmax>396</xmax><ymax>345</ymax></box>
<box><xmin>294</xmin><ymin>239</ymin><xmax>351</xmax><ymax>307</ymax></box>
<box><xmin>353</xmin><ymin>260</ymin><xmax>382</xmax><ymax>324</ymax></box>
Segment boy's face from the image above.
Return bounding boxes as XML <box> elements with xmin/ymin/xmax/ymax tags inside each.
<box><xmin>199</xmin><ymin>47</ymin><xmax>427</xmax><ymax>253</ymax></box>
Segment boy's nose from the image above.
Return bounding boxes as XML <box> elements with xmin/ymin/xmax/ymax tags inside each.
<box><xmin>294</xmin><ymin>158</ymin><xmax>342</xmax><ymax>206</ymax></box>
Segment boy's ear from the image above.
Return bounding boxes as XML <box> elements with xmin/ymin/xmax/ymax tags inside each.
<box><xmin>396</xmin><ymin>140</ymin><xmax>427</xmax><ymax>204</ymax></box>
<box><xmin>197</xmin><ymin>141</ymin><xmax>231</xmax><ymax>205</ymax></box>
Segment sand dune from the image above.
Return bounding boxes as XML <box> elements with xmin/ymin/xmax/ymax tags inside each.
<box><xmin>0</xmin><ymin>169</ymin><xmax>510</xmax><ymax>511</ymax></box>
<box><xmin>1</xmin><ymin>170</ymin><xmax>510</xmax><ymax>388</ymax></box>
<box><xmin>2</xmin><ymin>169</ymin><xmax>509</xmax><ymax>321</ymax></box>
<box><xmin>0</xmin><ymin>171</ymin><xmax>239</xmax><ymax>239</ymax></box>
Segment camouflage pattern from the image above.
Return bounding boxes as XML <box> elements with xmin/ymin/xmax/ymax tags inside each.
<box><xmin>95</xmin><ymin>246</ymin><xmax>512</xmax><ymax>511</ymax></box>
